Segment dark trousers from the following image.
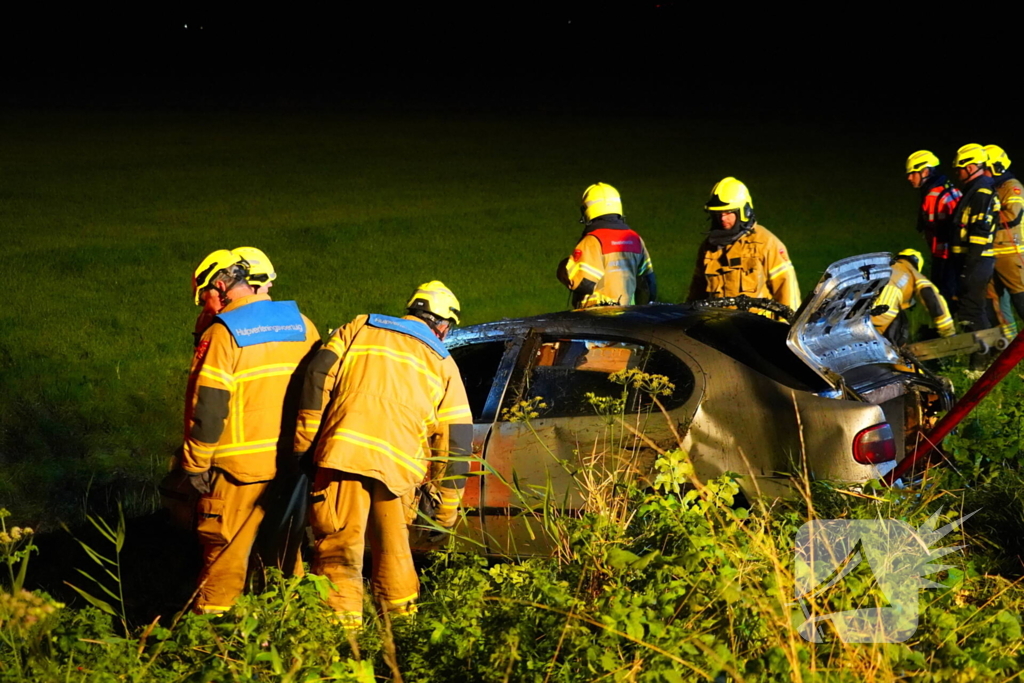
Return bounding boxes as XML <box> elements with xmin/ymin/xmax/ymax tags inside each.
<box><xmin>956</xmin><ymin>257</ymin><xmax>996</xmax><ymax>331</ymax></box>
<box><xmin>930</xmin><ymin>256</ymin><xmax>958</xmax><ymax>313</ymax></box>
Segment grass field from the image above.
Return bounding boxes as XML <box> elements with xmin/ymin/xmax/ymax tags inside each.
<box><xmin>5</xmin><ymin>107</ymin><xmax>1024</xmax><ymax>680</ymax></box>
<box><xmin>0</xmin><ymin>107</ymin><xmax>985</xmax><ymax>521</ymax></box>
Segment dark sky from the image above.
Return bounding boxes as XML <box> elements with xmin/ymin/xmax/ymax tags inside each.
<box><xmin>1</xmin><ymin>3</ymin><xmax>964</xmax><ymax>127</ymax></box>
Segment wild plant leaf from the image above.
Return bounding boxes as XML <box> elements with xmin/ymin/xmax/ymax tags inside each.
<box><xmin>75</xmin><ymin>568</ymin><xmax>120</xmax><ymax>601</ymax></box>
<box><xmin>64</xmin><ymin>580</ymin><xmax>116</xmax><ymax>616</ymax></box>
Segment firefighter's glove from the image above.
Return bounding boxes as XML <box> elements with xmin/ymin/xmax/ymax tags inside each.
<box><xmin>939</xmin><ymin>327</ymin><xmax>955</xmax><ymax>339</ymax></box>
<box><xmin>188</xmin><ymin>470</ymin><xmax>213</xmax><ymax>495</ymax></box>
<box><xmin>432</xmin><ymin>486</ymin><xmax>462</xmax><ymax>530</ymax></box>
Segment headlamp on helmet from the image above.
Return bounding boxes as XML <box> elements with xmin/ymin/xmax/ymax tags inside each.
<box><xmin>407</xmin><ymin>280</ymin><xmax>461</xmax><ymax>325</ymax></box>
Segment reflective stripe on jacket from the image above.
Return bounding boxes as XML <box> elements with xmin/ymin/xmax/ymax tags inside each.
<box><xmin>295</xmin><ymin>314</ymin><xmax>472</xmax><ymax>498</ymax></box>
<box><xmin>951</xmin><ymin>176</ymin><xmax>1000</xmax><ymax>259</ymax></box>
<box><xmin>870</xmin><ymin>259</ymin><xmax>954</xmax><ymax>336</ymax></box>
<box><xmin>993</xmin><ymin>174</ymin><xmax>1024</xmax><ymax>256</ymax></box>
<box><xmin>564</xmin><ymin>218</ymin><xmax>654</xmax><ymax>308</ymax></box>
<box><xmin>182</xmin><ymin>293</ymin><xmax>320</xmax><ymax>482</ymax></box>
<box><xmin>686</xmin><ymin>223</ymin><xmax>801</xmax><ymax>311</ymax></box>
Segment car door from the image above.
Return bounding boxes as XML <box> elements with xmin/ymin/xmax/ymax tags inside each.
<box><xmin>482</xmin><ymin>329</ymin><xmax>698</xmax><ymax>556</ymax></box>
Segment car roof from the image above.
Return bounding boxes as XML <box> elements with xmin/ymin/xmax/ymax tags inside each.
<box><xmin>448</xmin><ymin>303</ymin><xmax>831</xmax><ymax>392</ymax></box>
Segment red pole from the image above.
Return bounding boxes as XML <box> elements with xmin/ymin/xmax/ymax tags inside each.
<box><xmin>884</xmin><ymin>331</ymin><xmax>1024</xmax><ymax>486</ymax></box>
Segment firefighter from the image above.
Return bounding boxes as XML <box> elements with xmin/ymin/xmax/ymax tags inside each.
<box><xmin>983</xmin><ymin>145</ymin><xmax>1024</xmax><ymax>331</ymax></box>
<box><xmin>871</xmin><ymin>249</ymin><xmax>954</xmax><ymax>344</ymax></box>
<box><xmin>556</xmin><ymin>182</ymin><xmax>657</xmax><ymax>308</ymax></box>
<box><xmin>950</xmin><ymin>144</ymin><xmax>1001</xmax><ymax>367</ymax></box>
<box><xmin>192</xmin><ymin>247</ymin><xmax>278</xmax><ymax>346</ymax></box>
<box><xmin>294</xmin><ymin>281</ymin><xmax>472</xmax><ymax>628</ymax></box>
<box><xmin>905</xmin><ymin>150</ymin><xmax>962</xmax><ymax>303</ymax></box>
<box><xmin>181</xmin><ymin>250</ymin><xmax>319</xmax><ymax>614</ymax></box>
<box><xmin>687</xmin><ymin>176</ymin><xmax>800</xmax><ymax>315</ymax></box>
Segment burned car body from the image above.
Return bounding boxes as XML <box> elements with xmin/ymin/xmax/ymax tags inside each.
<box><xmin>422</xmin><ymin>254</ymin><xmax>950</xmax><ymax>555</ymax></box>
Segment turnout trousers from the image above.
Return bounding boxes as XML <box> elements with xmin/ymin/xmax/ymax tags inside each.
<box><xmin>194</xmin><ymin>472</ymin><xmax>304</xmax><ymax>613</ymax></box>
<box><xmin>309</xmin><ymin>469</ymin><xmax>419</xmax><ymax>627</ymax></box>
<box><xmin>195</xmin><ymin>474</ymin><xmax>269</xmax><ymax>613</ymax></box>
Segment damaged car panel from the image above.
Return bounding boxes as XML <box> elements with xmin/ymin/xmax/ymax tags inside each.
<box><xmin>413</xmin><ymin>254</ymin><xmax>951</xmax><ymax>556</ymax></box>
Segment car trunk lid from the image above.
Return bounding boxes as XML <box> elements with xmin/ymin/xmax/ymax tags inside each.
<box><xmin>786</xmin><ymin>252</ymin><xmax>898</xmax><ymax>388</ymax></box>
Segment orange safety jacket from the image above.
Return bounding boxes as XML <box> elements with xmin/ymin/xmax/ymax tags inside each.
<box><xmin>870</xmin><ymin>259</ymin><xmax>954</xmax><ymax>337</ymax></box>
<box><xmin>181</xmin><ymin>293</ymin><xmax>320</xmax><ymax>482</ymax></box>
<box><xmin>562</xmin><ymin>217</ymin><xmax>655</xmax><ymax>308</ymax></box>
<box><xmin>294</xmin><ymin>314</ymin><xmax>473</xmax><ymax>498</ymax></box>
<box><xmin>687</xmin><ymin>223</ymin><xmax>801</xmax><ymax>312</ymax></box>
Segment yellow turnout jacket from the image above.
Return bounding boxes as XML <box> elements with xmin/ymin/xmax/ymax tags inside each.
<box><xmin>294</xmin><ymin>314</ymin><xmax>472</xmax><ymax>498</ymax></box>
<box><xmin>687</xmin><ymin>223</ymin><xmax>801</xmax><ymax>311</ymax></box>
<box><xmin>182</xmin><ymin>293</ymin><xmax>320</xmax><ymax>482</ymax></box>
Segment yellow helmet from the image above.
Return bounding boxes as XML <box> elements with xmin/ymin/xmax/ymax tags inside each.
<box><xmin>906</xmin><ymin>150</ymin><xmax>939</xmax><ymax>174</ymax></box>
<box><xmin>581</xmin><ymin>182</ymin><xmax>623</xmax><ymax>222</ymax></box>
<box><xmin>705</xmin><ymin>177</ymin><xmax>754</xmax><ymax>222</ymax></box>
<box><xmin>897</xmin><ymin>248</ymin><xmax>924</xmax><ymax>272</ymax></box>
<box><xmin>953</xmin><ymin>143</ymin><xmax>988</xmax><ymax>169</ymax></box>
<box><xmin>232</xmin><ymin>246</ymin><xmax>277</xmax><ymax>285</ymax></box>
<box><xmin>984</xmin><ymin>144</ymin><xmax>1011</xmax><ymax>175</ymax></box>
<box><xmin>192</xmin><ymin>249</ymin><xmax>244</xmax><ymax>305</ymax></box>
<box><xmin>407</xmin><ymin>280</ymin><xmax>461</xmax><ymax>325</ymax></box>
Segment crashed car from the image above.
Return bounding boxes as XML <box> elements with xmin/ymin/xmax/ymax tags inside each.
<box><xmin>419</xmin><ymin>254</ymin><xmax>952</xmax><ymax>555</ymax></box>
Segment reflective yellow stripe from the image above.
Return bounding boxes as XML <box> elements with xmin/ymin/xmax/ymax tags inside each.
<box><xmin>982</xmin><ymin>249</ymin><xmax>995</xmax><ymax>257</ymax></box>
<box><xmin>993</xmin><ymin>245</ymin><xmax>1024</xmax><ymax>255</ymax></box>
<box><xmin>232</xmin><ymin>381</ymin><xmax>244</xmax><ymax>445</ymax></box>
<box><xmin>639</xmin><ymin>257</ymin><xmax>653</xmax><ymax>275</ymax></box>
<box><xmin>331</xmin><ymin>429</ymin><xmax>427</xmax><ymax>477</ymax></box>
<box><xmin>952</xmin><ymin>246</ymin><xmax>967</xmax><ymax>253</ymax></box>
<box><xmin>199</xmin><ymin>365</ymin><xmax>235</xmax><ymax>388</ymax></box>
<box><xmin>198</xmin><ymin>605</ymin><xmax>232</xmax><ymax>614</ymax></box>
<box><xmin>213</xmin><ymin>438</ymin><xmax>279</xmax><ymax>459</ymax></box>
<box><xmin>388</xmin><ymin>592</ymin><xmax>418</xmax><ymax>606</ymax></box>
<box><xmin>344</xmin><ymin>345</ymin><xmax>443</xmax><ymax>400</ymax></box>
<box><xmin>914</xmin><ymin>278</ymin><xmax>935</xmax><ymax>291</ymax></box>
<box><xmin>969</xmin><ymin>235</ymin><xmax>991</xmax><ymax>245</ymax></box>
<box><xmin>234</xmin><ymin>363</ymin><xmax>298</xmax><ymax>382</ymax></box>
<box><xmin>768</xmin><ymin>262</ymin><xmax>794</xmax><ymax>280</ymax></box>
<box><xmin>577</xmin><ymin>262</ymin><xmax>604</xmax><ymax>280</ymax></box>
<box><xmin>437</xmin><ymin>405</ymin><xmax>472</xmax><ymax>422</ymax></box>
<box><xmin>326</xmin><ymin>336</ymin><xmax>347</xmax><ymax>355</ymax></box>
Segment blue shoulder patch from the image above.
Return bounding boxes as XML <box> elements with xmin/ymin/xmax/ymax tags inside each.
<box><xmin>366</xmin><ymin>314</ymin><xmax>449</xmax><ymax>359</ymax></box>
<box><xmin>217</xmin><ymin>300</ymin><xmax>307</xmax><ymax>348</ymax></box>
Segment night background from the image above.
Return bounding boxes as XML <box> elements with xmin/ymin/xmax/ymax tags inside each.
<box><xmin>3</xmin><ymin>4</ymin><xmax>1024</xmax><ymax>680</ymax></box>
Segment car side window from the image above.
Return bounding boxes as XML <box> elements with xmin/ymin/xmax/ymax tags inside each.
<box><xmin>501</xmin><ymin>338</ymin><xmax>696</xmax><ymax>420</ymax></box>
<box><xmin>449</xmin><ymin>341</ymin><xmax>508</xmax><ymax>422</ymax></box>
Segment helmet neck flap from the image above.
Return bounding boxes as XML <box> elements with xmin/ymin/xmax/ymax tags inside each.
<box><xmin>706</xmin><ymin>210</ymin><xmax>755</xmax><ymax>247</ymax></box>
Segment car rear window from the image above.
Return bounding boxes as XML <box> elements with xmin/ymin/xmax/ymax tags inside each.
<box><xmin>682</xmin><ymin>315</ymin><xmax>832</xmax><ymax>393</ymax></box>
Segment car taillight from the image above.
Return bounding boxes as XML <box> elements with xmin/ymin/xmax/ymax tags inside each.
<box><xmin>853</xmin><ymin>423</ymin><xmax>897</xmax><ymax>464</ymax></box>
